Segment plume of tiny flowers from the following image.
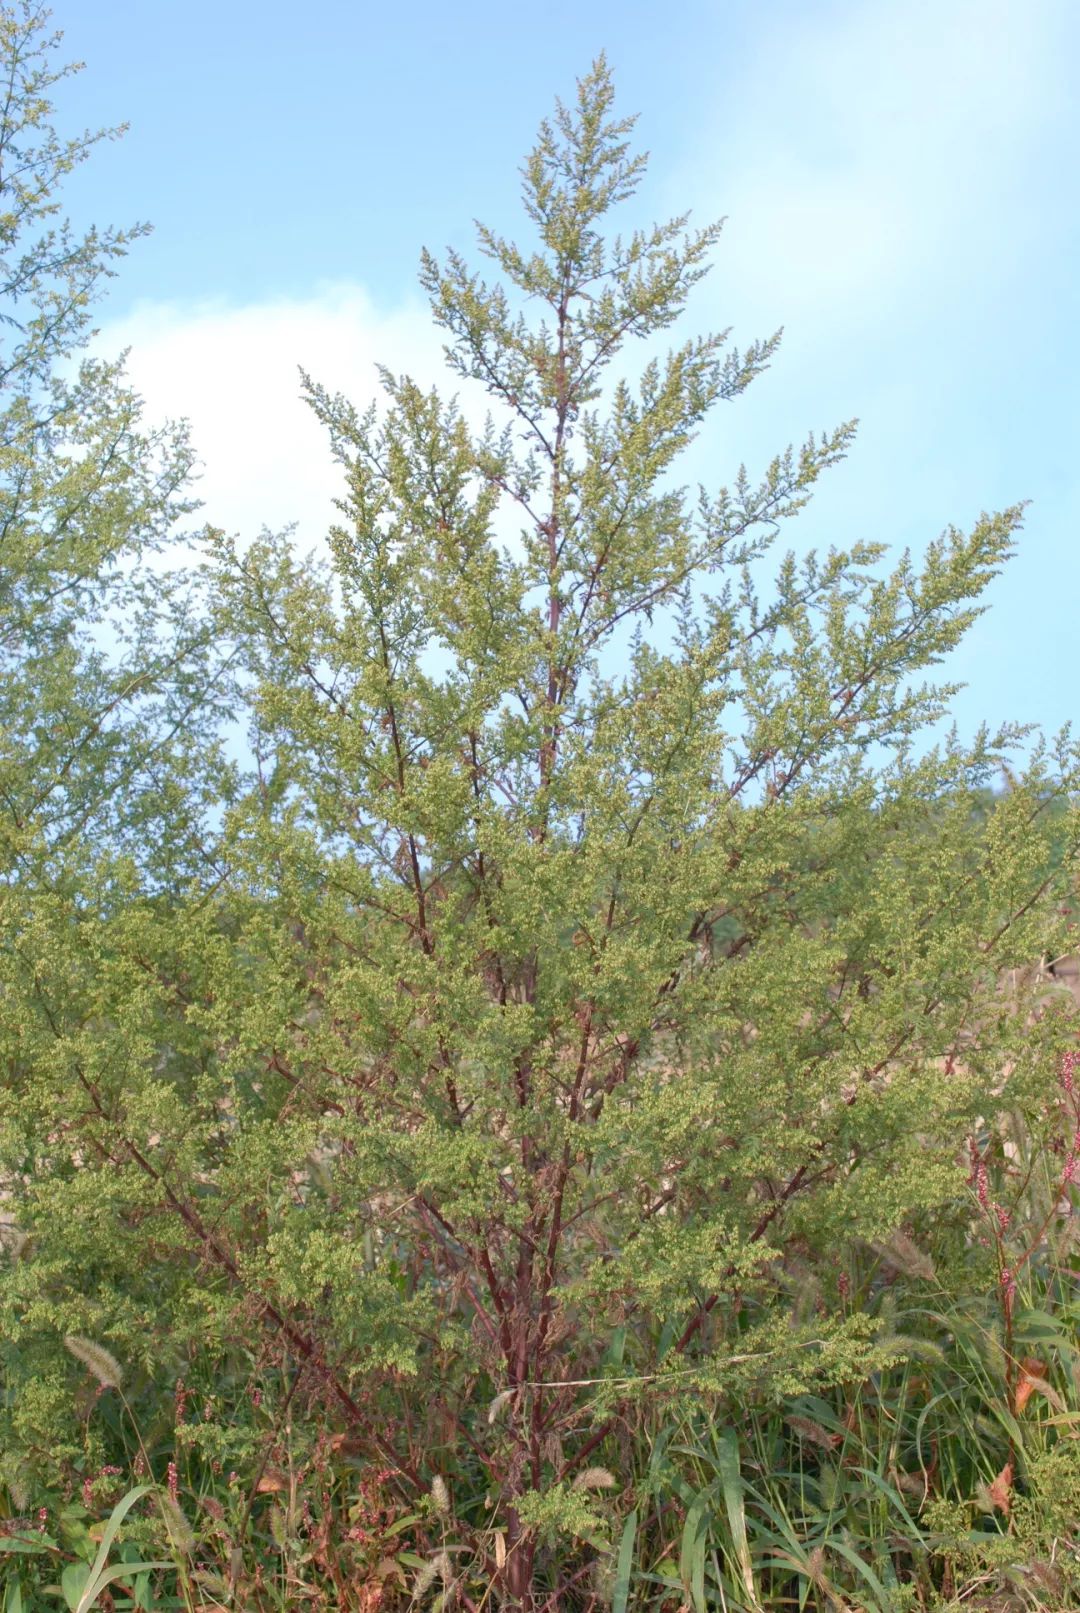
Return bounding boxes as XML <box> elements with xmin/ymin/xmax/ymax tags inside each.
<box><xmin>1062</xmin><ymin>1126</ymin><xmax>1080</xmax><ymax>1185</ymax></box>
<box><xmin>167</xmin><ymin>1461</ymin><xmax>179</xmax><ymax>1504</ymax></box>
<box><xmin>967</xmin><ymin>1136</ymin><xmax>981</xmax><ymax>1186</ymax></box>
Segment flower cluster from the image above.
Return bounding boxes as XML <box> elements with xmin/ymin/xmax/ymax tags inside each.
<box><xmin>81</xmin><ymin>1465</ymin><xmax>123</xmax><ymax>1510</ymax></box>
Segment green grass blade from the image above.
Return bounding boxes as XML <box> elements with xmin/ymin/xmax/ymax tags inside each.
<box><xmin>612</xmin><ymin>1507</ymin><xmax>638</xmax><ymax>1613</ymax></box>
<box><xmin>715</xmin><ymin>1429</ymin><xmax>759</xmax><ymax>1611</ymax></box>
<box><xmin>679</xmin><ymin>1488</ymin><xmax>712</xmax><ymax>1613</ymax></box>
<box><xmin>75</xmin><ymin>1485</ymin><xmax>155</xmax><ymax>1613</ymax></box>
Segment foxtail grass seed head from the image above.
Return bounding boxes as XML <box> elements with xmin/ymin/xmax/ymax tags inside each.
<box><xmin>572</xmin><ymin>1466</ymin><xmax>617</xmax><ymax>1490</ymax></box>
<box><xmin>63</xmin><ymin>1335</ymin><xmax>123</xmax><ymax>1390</ymax></box>
<box><xmin>487</xmin><ymin>1389</ymin><xmax>513</xmax><ymax>1424</ymax></box>
<box><xmin>160</xmin><ymin>1492</ymin><xmax>195</xmax><ymax>1553</ymax></box>
<box><xmin>413</xmin><ymin>1555</ymin><xmax>444</xmax><ymax>1598</ymax></box>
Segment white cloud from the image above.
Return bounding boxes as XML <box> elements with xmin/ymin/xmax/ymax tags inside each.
<box><xmin>98</xmin><ymin>284</ymin><xmax>451</xmax><ymax>551</ymax></box>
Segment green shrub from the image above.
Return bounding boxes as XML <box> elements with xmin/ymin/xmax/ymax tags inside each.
<box><xmin>1</xmin><ymin>11</ymin><xmax>1079</xmax><ymax>1609</ymax></box>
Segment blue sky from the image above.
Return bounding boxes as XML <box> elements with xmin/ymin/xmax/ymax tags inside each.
<box><xmin>58</xmin><ymin>0</ymin><xmax>1078</xmax><ymax>748</ymax></box>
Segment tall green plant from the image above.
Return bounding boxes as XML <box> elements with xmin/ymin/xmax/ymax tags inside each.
<box><xmin>0</xmin><ymin>0</ymin><xmax>231</xmax><ymax>1533</ymax></box>
<box><xmin>0</xmin><ymin>0</ymin><xmax>229</xmax><ymax>890</ymax></box>
<box><xmin>4</xmin><ymin>49</ymin><xmax>1078</xmax><ymax>1612</ymax></box>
